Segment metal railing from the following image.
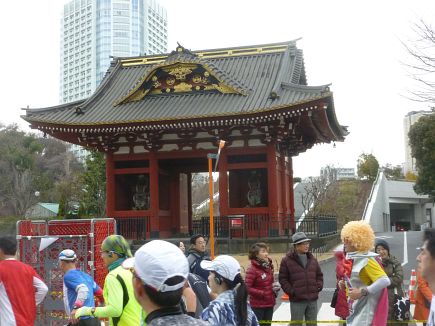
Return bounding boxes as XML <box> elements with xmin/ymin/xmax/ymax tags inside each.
<box><xmin>362</xmin><ymin>169</ymin><xmax>382</xmax><ymax>220</ymax></box>
<box><xmin>192</xmin><ymin>214</ymin><xmax>337</xmax><ymax>239</ymax></box>
<box><xmin>312</xmin><ymin>244</ymin><xmax>328</xmax><ymax>259</ymax></box>
<box><xmin>296</xmin><ymin>215</ymin><xmax>338</xmax><ymax>237</ymax></box>
<box><xmin>115</xmin><ymin>216</ymin><xmax>150</xmax><ymax>240</ymax></box>
<box><xmin>114</xmin><ymin>214</ymin><xmax>337</xmax><ymax>240</ymax></box>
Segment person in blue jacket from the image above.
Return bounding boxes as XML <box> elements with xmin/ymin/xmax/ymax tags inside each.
<box><xmin>58</xmin><ymin>249</ymin><xmax>104</xmax><ymax>326</ymax></box>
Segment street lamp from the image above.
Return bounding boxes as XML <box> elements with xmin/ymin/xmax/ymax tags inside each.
<box><xmin>207</xmin><ymin>140</ymin><xmax>225</xmax><ymax>259</ymax></box>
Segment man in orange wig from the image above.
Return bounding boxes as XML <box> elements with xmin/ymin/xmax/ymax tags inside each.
<box><xmin>339</xmin><ymin>221</ymin><xmax>390</xmax><ymax>326</ymax></box>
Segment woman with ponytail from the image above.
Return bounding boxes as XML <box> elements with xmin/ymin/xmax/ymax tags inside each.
<box><xmin>200</xmin><ymin>255</ymin><xmax>259</xmax><ymax>325</ymax></box>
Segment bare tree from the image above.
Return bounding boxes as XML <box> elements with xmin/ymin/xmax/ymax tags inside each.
<box><xmin>300</xmin><ymin>165</ymin><xmax>336</xmax><ymax>216</ymax></box>
<box><xmin>6</xmin><ymin>169</ymin><xmax>38</xmax><ymax>217</ymax></box>
<box><xmin>402</xmin><ymin>19</ymin><xmax>435</xmax><ymax>103</ymax></box>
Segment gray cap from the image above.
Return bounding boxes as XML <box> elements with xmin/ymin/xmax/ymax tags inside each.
<box><xmin>292</xmin><ymin>232</ymin><xmax>311</xmax><ymax>245</ymax></box>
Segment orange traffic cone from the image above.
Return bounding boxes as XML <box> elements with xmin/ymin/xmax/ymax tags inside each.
<box><xmin>281</xmin><ymin>292</ymin><xmax>290</xmax><ymax>301</ymax></box>
<box><xmin>408</xmin><ymin>269</ymin><xmax>417</xmax><ymax>304</ymax></box>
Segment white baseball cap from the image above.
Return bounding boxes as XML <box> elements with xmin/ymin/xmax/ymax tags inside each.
<box><xmin>123</xmin><ymin>240</ymin><xmax>188</xmax><ymax>292</ymax></box>
<box><xmin>58</xmin><ymin>249</ymin><xmax>77</xmax><ymax>261</ymax></box>
<box><xmin>200</xmin><ymin>255</ymin><xmax>241</xmax><ymax>281</ymax></box>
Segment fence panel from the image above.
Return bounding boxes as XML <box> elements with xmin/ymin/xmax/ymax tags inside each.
<box><xmin>17</xmin><ymin>218</ymin><xmax>115</xmax><ymax>326</ymax></box>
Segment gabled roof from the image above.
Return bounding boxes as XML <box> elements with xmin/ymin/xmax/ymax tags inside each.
<box><xmin>114</xmin><ymin>45</ymin><xmax>248</xmax><ymax>106</ymax></box>
<box><xmin>39</xmin><ymin>203</ymin><xmax>60</xmax><ymax>214</ymax></box>
<box><xmin>23</xmin><ymin>40</ymin><xmax>336</xmax><ymax>127</ymax></box>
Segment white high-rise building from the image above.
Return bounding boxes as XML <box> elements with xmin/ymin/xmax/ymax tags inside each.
<box><xmin>60</xmin><ymin>0</ymin><xmax>167</xmax><ymax>162</ymax></box>
<box><xmin>60</xmin><ymin>0</ymin><xmax>167</xmax><ymax>104</ymax></box>
<box><xmin>403</xmin><ymin>110</ymin><xmax>434</xmax><ymax>175</ymax></box>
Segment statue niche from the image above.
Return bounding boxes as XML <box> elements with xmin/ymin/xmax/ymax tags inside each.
<box><xmin>132</xmin><ymin>174</ymin><xmax>150</xmax><ymax>210</ymax></box>
<box><xmin>247</xmin><ymin>171</ymin><xmax>262</xmax><ymax>207</ymax></box>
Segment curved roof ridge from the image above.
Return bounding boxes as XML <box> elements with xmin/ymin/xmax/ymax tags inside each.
<box><xmin>270</xmin><ymin>44</ymin><xmax>294</xmax><ymax>98</ymax></box>
<box><xmin>193</xmin><ymin>38</ymin><xmax>302</xmax><ymax>55</ymax></box>
<box><xmin>119</xmin><ymin>39</ymin><xmax>303</xmax><ymax>66</ymax></box>
<box><xmin>269</xmin><ymin>39</ymin><xmax>307</xmax><ymax>99</ymax></box>
<box><xmin>23</xmin><ymin>99</ymin><xmax>85</xmax><ymax>114</ymax></box>
<box><xmin>79</xmin><ymin>59</ymin><xmax>124</xmax><ymax>110</ymax></box>
<box><xmin>290</xmin><ymin>49</ymin><xmax>307</xmax><ymax>85</ymax></box>
<box><xmin>281</xmin><ymin>82</ymin><xmax>331</xmax><ymax>92</ymax></box>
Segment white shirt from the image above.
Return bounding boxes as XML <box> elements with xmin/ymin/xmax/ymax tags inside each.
<box><xmin>428</xmin><ymin>294</ymin><xmax>435</xmax><ymax>326</ymax></box>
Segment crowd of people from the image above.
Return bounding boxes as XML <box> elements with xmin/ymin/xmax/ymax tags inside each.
<box><xmin>0</xmin><ymin>223</ymin><xmax>434</xmax><ymax>325</ymax></box>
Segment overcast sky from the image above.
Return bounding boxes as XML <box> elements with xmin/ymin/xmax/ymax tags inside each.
<box><xmin>0</xmin><ymin>0</ymin><xmax>434</xmax><ymax>178</ymax></box>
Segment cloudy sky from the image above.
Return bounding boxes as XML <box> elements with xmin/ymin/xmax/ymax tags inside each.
<box><xmin>0</xmin><ymin>0</ymin><xmax>434</xmax><ymax>178</ymax></box>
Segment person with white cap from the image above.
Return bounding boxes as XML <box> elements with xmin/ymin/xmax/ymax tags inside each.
<box><xmin>75</xmin><ymin>235</ymin><xmax>142</xmax><ymax>326</ymax></box>
<box><xmin>278</xmin><ymin>232</ymin><xmax>323</xmax><ymax>326</ymax></box>
<box><xmin>124</xmin><ymin>239</ymin><xmax>207</xmax><ymax>325</ymax></box>
<box><xmin>58</xmin><ymin>249</ymin><xmax>103</xmax><ymax>325</ymax></box>
<box><xmin>200</xmin><ymin>255</ymin><xmax>259</xmax><ymax>325</ymax></box>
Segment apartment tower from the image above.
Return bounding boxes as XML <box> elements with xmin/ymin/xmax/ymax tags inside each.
<box><xmin>59</xmin><ymin>0</ymin><xmax>167</xmax><ymax>161</ymax></box>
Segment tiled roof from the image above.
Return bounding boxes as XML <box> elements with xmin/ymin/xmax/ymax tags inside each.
<box><xmin>23</xmin><ymin>41</ymin><xmax>334</xmax><ymax>127</ymax></box>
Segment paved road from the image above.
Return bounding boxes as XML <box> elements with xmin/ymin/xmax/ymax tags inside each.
<box><xmin>272</xmin><ymin>231</ymin><xmax>425</xmax><ymax>325</ymax></box>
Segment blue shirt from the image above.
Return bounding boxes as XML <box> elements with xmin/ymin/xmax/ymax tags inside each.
<box><xmin>63</xmin><ymin>269</ymin><xmax>100</xmax><ymax>314</ymax></box>
<box><xmin>201</xmin><ymin>290</ymin><xmax>259</xmax><ymax>326</ymax></box>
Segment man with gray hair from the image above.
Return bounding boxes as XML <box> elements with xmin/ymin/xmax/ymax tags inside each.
<box><xmin>278</xmin><ymin>232</ymin><xmax>323</xmax><ymax>326</ymax></box>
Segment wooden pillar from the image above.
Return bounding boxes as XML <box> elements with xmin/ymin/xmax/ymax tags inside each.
<box><xmin>267</xmin><ymin>143</ymin><xmax>278</xmax><ymax>217</ymax></box>
<box><xmin>218</xmin><ymin>151</ymin><xmax>228</xmax><ymax>217</ymax></box>
<box><xmin>279</xmin><ymin>154</ymin><xmax>287</xmax><ymax>216</ymax></box>
<box><xmin>178</xmin><ymin>173</ymin><xmax>188</xmax><ymax>235</ymax></box>
<box><xmin>187</xmin><ymin>173</ymin><xmax>193</xmax><ymax>234</ymax></box>
<box><xmin>149</xmin><ymin>152</ymin><xmax>159</xmax><ymax>238</ymax></box>
<box><xmin>288</xmin><ymin>156</ymin><xmax>295</xmax><ymax>233</ymax></box>
<box><xmin>169</xmin><ymin>171</ymin><xmax>182</xmax><ymax>230</ymax></box>
<box><xmin>284</xmin><ymin>159</ymin><xmax>291</xmax><ymax>215</ymax></box>
<box><xmin>105</xmin><ymin>153</ymin><xmax>115</xmax><ymax>217</ymax></box>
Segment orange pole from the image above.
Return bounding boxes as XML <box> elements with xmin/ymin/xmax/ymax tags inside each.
<box><xmin>208</xmin><ymin>157</ymin><xmax>215</xmax><ymax>259</ymax></box>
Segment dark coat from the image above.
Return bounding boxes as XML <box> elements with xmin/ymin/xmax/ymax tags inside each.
<box><xmin>187</xmin><ymin>249</ymin><xmax>210</xmax><ymax>281</ymax></box>
<box><xmin>245</xmin><ymin>258</ymin><xmax>276</xmax><ymax>308</ymax></box>
<box><xmin>381</xmin><ymin>255</ymin><xmax>405</xmax><ymax>324</ymax></box>
<box><xmin>278</xmin><ymin>251</ymin><xmax>323</xmax><ymax>302</ymax></box>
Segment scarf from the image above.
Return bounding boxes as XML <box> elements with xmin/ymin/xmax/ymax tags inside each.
<box><xmin>256</xmin><ymin>258</ymin><xmax>271</xmax><ymax>269</ymax></box>
<box><xmin>108</xmin><ymin>257</ymin><xmax>126</xmax><ymax>272</ymax></box>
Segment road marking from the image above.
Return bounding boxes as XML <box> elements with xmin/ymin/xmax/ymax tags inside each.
<box><xmin>375</xmin><ymin>235</ymin><xmax>393</xmax><ymax>239</ymax></box>
<box><xmin>272</xmin><ymin>302</ymin><xmax>419</xmax><ymax>325</ymax></box>
<box><xmin>321</xmin><ymin>288</ymin><xmax>337</xmax><ymax>292</ymax></box>
<box><xmin>273</xmin><ymin>302</ymin><xmax>340</xmax><ymax>325</ymax></box>
<box><xmin>402</xmin><ymin>231</ymin><xmax>408</xmax><ymax>266</ymax></box>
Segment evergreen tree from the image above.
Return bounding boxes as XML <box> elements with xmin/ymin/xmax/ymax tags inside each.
<box><xmin>408</xmin><ymin>113</ymin><xmax>435</xmax><ymax>195</ymax></box>
<box><xmin>357</xmin><ymin>153</ymin><xmax>379</xmax><ymax>181</ymax></box>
